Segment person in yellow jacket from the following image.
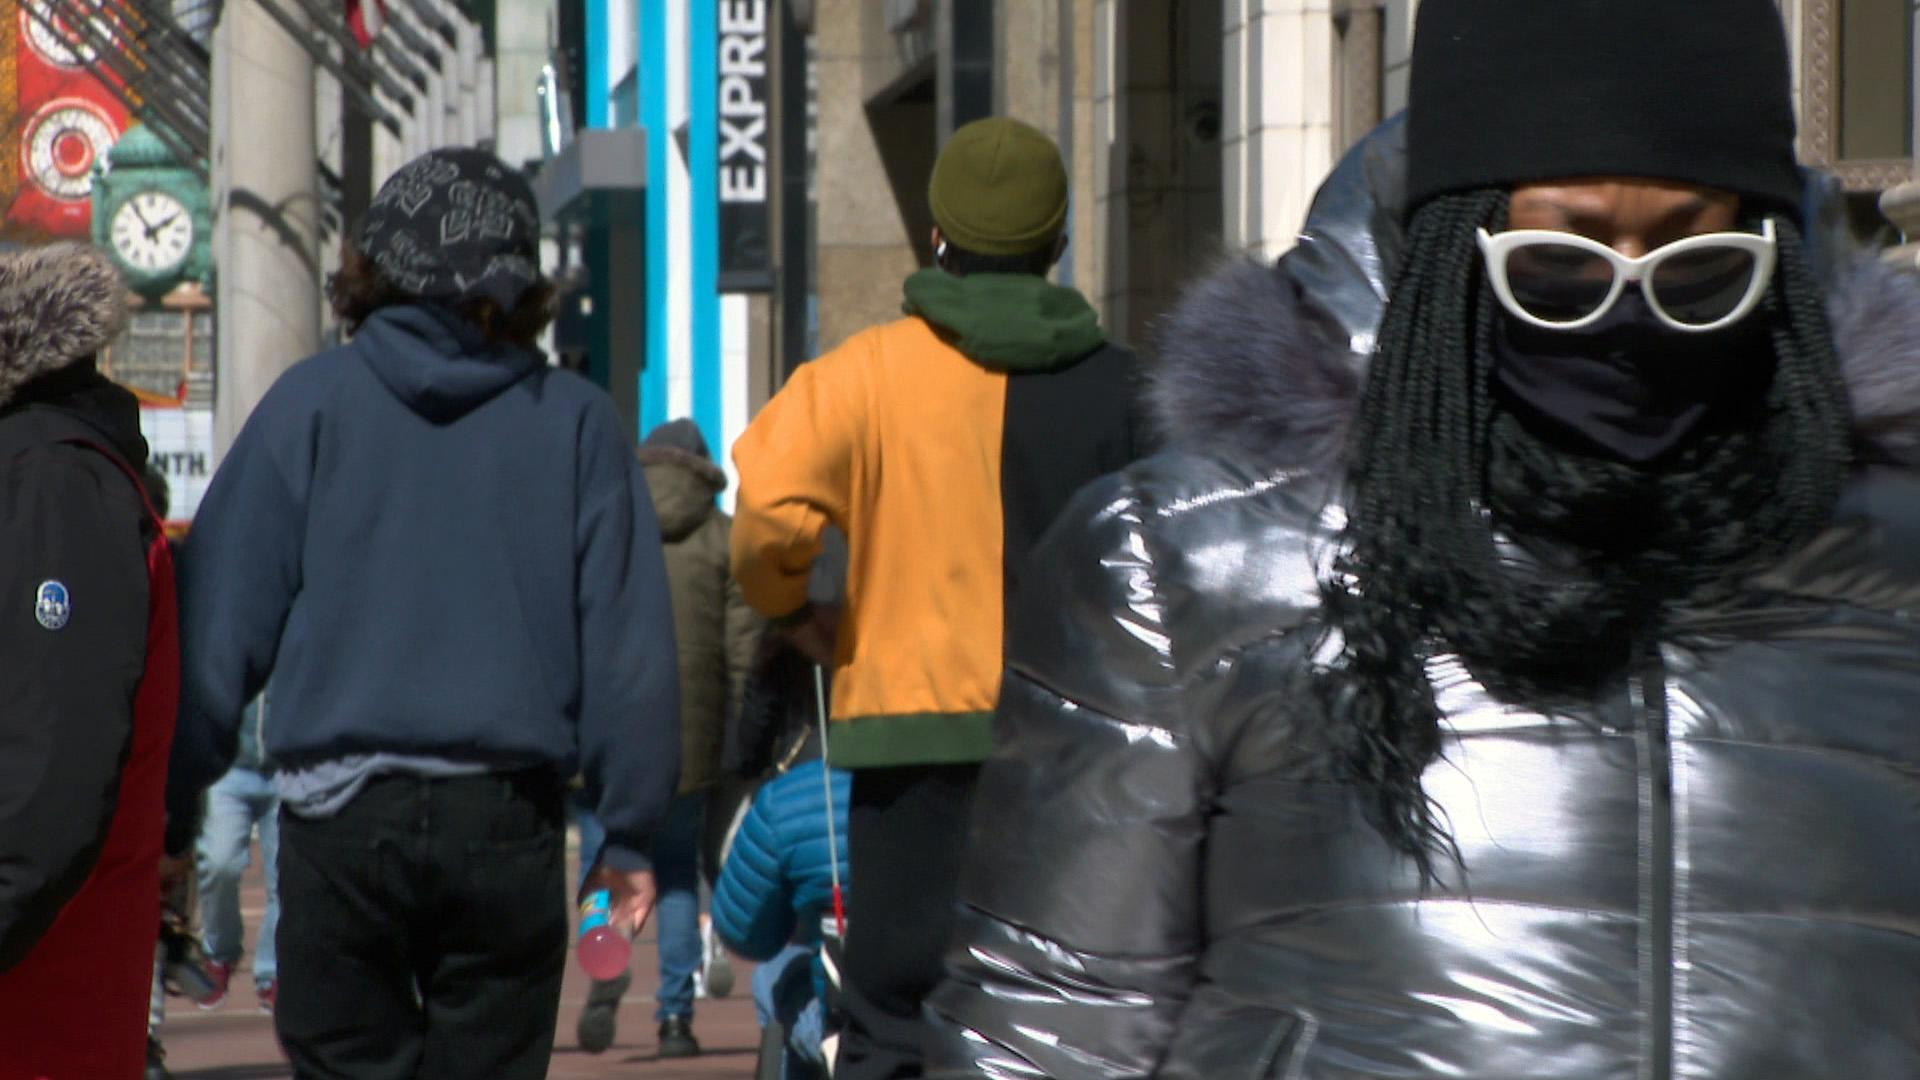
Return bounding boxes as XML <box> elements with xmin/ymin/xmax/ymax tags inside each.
<box><xmin>731</xmin><ymin>116</ymin><xmax>1147</xmax><ymax>1080</ymax></box>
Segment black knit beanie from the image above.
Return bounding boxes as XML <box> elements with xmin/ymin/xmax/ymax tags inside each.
<box><xmin>1405</xmin><ymin>0</ymin><xmax>1801</xmax><ymax>214</ymax></box>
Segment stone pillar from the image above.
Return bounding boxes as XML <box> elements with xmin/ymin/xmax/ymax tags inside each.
<box><xmin>1095</xmin><ymin>0</ymin><xmax>1222</xmax><ymax>345</ymax></box>
<box><xmin>1059</xmin><ymin>0</ymin><xmax>1111</xmax><ymax>317</ymax></box>
<box><xmin>212</xmin><ymin>0</ymin><xmax>322</xmax><ymax>455</ymax></box>
<box><xmin>992</xmin><ymin>0</ymin><xmax>1061</xmax><ymax>132</ymax></box>
<box><xmin>494</xmin><ymin>0</ymin><xmax>556</xmax><ymax>168</ymax></box>
<box><xmin>1225</xmin><ymin>0</ymin><xmax>1335</xmax><ymax>263</ymax></box>
<box><xmin>812</xmin><ymin>0</ymin><xmax>922</xmax><ymax>353</ymax></box>
<box><xmin>995</xmin><ymin>0</ymin><xmax>1117</xmax><ymax>304</ymax></box>
<box><xmin>1091</xmin><ymin>0</ymin><xmax>1125</xmax><ymax>329</ymax></box>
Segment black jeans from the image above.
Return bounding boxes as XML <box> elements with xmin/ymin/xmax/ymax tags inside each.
<box><xmin>274</xmin><ymin>770</ymin><xmax>568</xmax><ymax>1079</ymax></box>
<box><xmin>835</xmin><ymin>763</ymin><xmax>981</xmax><ymax>1080</ymax></box>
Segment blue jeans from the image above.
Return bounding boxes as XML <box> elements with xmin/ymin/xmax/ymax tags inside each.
<box><xmin>571</xmin><ymin>790</ymin><xmax>703</xmax><ymax>1022</ymax></box>
<box><xmin>753</xmin><ymin>943</ymin><xmax>829</xmax><ymax>1079</ymax></box>
<box><xmin>196</xmin><ymin>766</ymin><xmax>281</xmax><ymax>982</ymax></box>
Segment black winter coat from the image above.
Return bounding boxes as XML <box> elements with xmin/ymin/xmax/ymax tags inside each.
<box><xmin>0</xmin><ymin>247</ymin><xmax>154</xmax><ymax>971</ymax></box>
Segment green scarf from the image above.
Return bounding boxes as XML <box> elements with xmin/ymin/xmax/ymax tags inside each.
<box><xmin>901</xmin><ymin>269</ymin><xmax>1105</xmax><ymax>372</ymax></box>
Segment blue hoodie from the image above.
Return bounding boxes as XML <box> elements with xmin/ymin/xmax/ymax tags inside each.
<box><xmin>173</xmin><ymin>305</ymin><xmax>679</xmax><ymax>867</ymax></box>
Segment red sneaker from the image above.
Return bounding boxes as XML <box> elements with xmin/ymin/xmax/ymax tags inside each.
<box><xmin>255</xmin><ymin>979</ymin><xmax>276</xmax><ymax>1015</ymax></box>
<box><xmin>197</xmin><ymin>961</ymin><xmax>233</xmax><ymax>1010</ymax></box>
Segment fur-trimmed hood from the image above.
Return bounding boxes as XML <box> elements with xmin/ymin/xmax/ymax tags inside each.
<box><xmin>0</xmin><ymin>245</ymin><xmax>131</xmax><ymax>409</ymax></box>
<box><xmin>638</xmin><ymin>445</ymin><xmax>727</xmax><ymax>541</ymax></box>
<box><xmin>1149</xmin><ymin>119</ymin><xmax>1920</xmax><ymax>474</ymax></box>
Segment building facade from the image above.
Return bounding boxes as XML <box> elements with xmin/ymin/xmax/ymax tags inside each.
<box><xmin>804</xmin><ymin>0</ymin><xmax>1915</xmax><ymax>359</ymax></box>
<box><xmin>545</xmin><ymin>0</ymin><xmax>793</xmax><ymax>499</ymax></box>
<box><xmin>522</xmin><ymin>0</ymin><xmax>1916</xmax><ymax>480</ymax></box>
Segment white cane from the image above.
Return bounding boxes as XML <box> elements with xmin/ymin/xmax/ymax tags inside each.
<box><xmin>813</xmin><ymin>663</ymin><xmax>846</xmax><ymax>1077</ymax></box>
<box><xmin>814</xmin><ymin>664</ymin><xmax>846</xmax><ymax>938</ymax></box>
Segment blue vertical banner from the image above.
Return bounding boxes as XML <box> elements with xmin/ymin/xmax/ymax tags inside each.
<box><xmin>689</xmin><ymin>0</ymin><xmax>722</xmax><ymax>451</ymax></box>
<box><xmin>639</xmin><ymin>0</ymin><xmax>670</xmax><ymax>436</ymax></box>
<box><xmin>586</xmin><ymin>0</ymin><xmax>610</xmax><ymax>129</ymax></box>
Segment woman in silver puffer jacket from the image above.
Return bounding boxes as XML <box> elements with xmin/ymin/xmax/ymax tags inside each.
<box><xmin>925</xmin><ymin>3</ymin><xmax>1920</xmax><ymax>1078</ymax></box>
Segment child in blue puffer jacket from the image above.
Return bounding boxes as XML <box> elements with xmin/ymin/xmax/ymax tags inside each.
<box><xmin>713</xmin><ymin>743</ymin><xmax>850</xmax><ymax>1080</ymax></box>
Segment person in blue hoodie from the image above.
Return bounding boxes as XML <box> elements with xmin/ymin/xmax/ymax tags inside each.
<box><xmin>169</xmin><ymin>147</ymin><xmax>680</xmax><ymax>1079</ymax></box>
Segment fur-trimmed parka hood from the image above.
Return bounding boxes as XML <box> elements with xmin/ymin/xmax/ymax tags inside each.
<box><xmin>1150</xmin><ymin>117</ymin><xmax>1920</xmax><ymax>474</ymax></box>
<box><xmin>639</xmin><ymin>445</ymin><xmax>727</xmax><ymax>541</ymax></box>
<box><xmin>0</xmin><ymin>245</ymin><xmax>131</xmax><ymax>410</ymax></box>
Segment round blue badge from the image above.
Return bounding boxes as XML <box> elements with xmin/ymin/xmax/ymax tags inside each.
<box><xmin>35</xmin><ymin>580</ymin><xmax>70</xmax><ymax>631</ymax></box>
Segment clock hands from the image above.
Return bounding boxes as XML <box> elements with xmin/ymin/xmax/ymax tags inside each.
<box><xmin>114</xmin><ymin>195</ymin><xmax>191</xmax><ymax>273</ymax></box>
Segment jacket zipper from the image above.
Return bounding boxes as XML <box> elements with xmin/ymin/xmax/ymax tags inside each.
<box><xmin>1631</xmin><ymin>642</ymin><xmax>1674</xmax><ymax>1080</ymax></box>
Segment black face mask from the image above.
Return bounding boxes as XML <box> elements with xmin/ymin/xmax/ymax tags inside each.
<box><xmin>1490</xmin><ymin>293</ymin><xmax>1776</xmax><ymax>464</ymax></box>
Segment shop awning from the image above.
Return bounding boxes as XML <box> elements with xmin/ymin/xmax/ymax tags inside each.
<box><xmin>533</xmin><ymin>128</ymin><xmax>648</xmax><ymax>230</ymax></box>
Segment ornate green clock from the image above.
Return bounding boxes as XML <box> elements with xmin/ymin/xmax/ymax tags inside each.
<box><xmin>90</xmin><ymin>123</ymin><xmax>212</xmax><ymax>299</ymax></box>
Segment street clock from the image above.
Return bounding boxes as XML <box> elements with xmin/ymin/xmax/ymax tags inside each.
<box><xmin>108</xmin><ymin>191</ymin><xmax>194</xmax><ymax>274</ymax></box>
<box><xmin>91</xmin><ymin>123</ymin><xmax>211</xmax><ymax>298</ymax></box>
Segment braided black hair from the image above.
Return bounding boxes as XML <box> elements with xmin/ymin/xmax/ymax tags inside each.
<box><xmin>1314</xmin><ymin>189</ymin><xmax>1853</xmax><ymax>880</ymax></box>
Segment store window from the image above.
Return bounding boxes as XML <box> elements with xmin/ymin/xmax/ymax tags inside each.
<box><xmin>1800</xmin><ymin>0</ymin><xmax>1917</xmax><ymax>191</ymax></box>
<box><xmin>100</xmin><ymin>296</ymin><xmax>215</xmax><ymax>404</ymax></box>
<box><xmin>1838</xmin><ymin>0</ymin><xmax>1914</xmax><ymax>160</ymax></box>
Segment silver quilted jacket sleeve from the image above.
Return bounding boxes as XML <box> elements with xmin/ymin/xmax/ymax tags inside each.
<box><xmin>927</xmin><ymin>469</ymin><xmax>1225</xmax><ymax>1079</ymax></box>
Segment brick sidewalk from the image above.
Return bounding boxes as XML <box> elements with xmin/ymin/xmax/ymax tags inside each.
<box><xmin>156</xmin><ymin>838</ymin><xmax>765</xmax><ymax>1079</ymax></box>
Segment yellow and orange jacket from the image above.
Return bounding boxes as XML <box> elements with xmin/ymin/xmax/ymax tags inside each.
<box><xmin>731</xmin><ymin>269</ymin><xmax>1144</xmax><ymax>768</ymax></box>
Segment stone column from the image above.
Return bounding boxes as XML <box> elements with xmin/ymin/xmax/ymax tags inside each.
<box><xmin>494</xmin><ymin>0</ymin><xmax>556</xmax><ymax>168</ymax></box>
<box><xmin>212</xmin><ymin>0</ymin><xmax>322</xmax><ymax>455</ymax></box>
<box><xmin>1226</xmin><ymin>0</ymin><xmax>1335</xmax><ymax>263</ymax></box>
<box><xmin>1091</xmin><ymin>0</ymin><xmax>1125</xmax><ymax>328</ymax></box>
<box><xmin>1094</xmin><ymin>0</ymin><xmax>1223</xmax><ymax>344</ymax></box>
<box><xmin>813</xmin><ymin>0</ymin><xmax>921</xmax><ymax>353</ymax></box>
<box><xmin>994</xmin><ymin>0</ymin><xmax>1114</xmax><ymax>304</ymax></box>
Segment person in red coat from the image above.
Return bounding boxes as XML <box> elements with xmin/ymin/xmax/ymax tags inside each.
<box><xmin>0</xmin><ymin>245</ymin><xmax>179</xmax><ymax>1079</ymax></box>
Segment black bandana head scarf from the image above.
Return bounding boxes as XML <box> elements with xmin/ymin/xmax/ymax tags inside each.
<box><xmin>357</xmin><ymin>147</ymin><xmax>543</xmax><ymax>311</ymax></box>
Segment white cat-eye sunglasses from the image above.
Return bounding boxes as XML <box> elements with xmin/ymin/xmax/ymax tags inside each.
<box><xmin>1475</xmin><ymin>218</ymin><xmax>1777</xmax><ymax>334</ymax></box>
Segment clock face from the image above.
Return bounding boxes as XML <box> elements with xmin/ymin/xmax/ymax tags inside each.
<box><xmin>23</xmin><ymin>99</ymin><xmax>117</xmax><ymax>201</ymax></box>
<box><xmin>110</xmin><ymin>191</ymin><xmax>194</xmax><ymax>274</ymax></box>
<box><xmin>21</xmin><ymin>2</ymin><xmax>96</xmax><ymax>68</ymax></box>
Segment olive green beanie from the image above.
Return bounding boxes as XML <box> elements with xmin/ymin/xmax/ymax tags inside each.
<box><xmin>927</xmin><ymin>118</ymin><xmax>1069</xmax><ymax>257</ymax></box>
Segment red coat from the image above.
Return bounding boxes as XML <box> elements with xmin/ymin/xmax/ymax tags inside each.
<box><xmin>0</xmin><ymin>437</ymin><xmax>177</xmax><ymax>1080</ymax></box>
